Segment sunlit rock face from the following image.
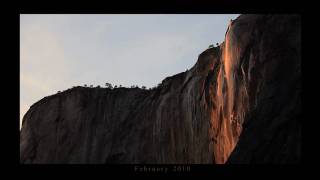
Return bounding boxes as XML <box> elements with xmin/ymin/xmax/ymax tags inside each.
<box><xmin>20</xmin><ymin>14</ymin><xmax>301</xmax><ymax>164</ymax></box>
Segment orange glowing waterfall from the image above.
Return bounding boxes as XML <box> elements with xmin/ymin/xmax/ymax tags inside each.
<box><xmin>224</xmin><ymin>28</ymin><xmax>233</xmax><ymax>118</ymax></box>
<box><xmin>213</xmin><ymin>21</ymin><xmax>240</xmax><ymax>164</ymax></box>
<box><xmin>224</xmin><ymin>22</ymin><xmax>235</xmax><ymax>161</ymax></box>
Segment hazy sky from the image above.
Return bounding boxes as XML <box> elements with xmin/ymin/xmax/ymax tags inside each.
<box><xmin>20</xmin><ymin>14</ymin><xmax>239</xmax><ymax>127</ymax></box>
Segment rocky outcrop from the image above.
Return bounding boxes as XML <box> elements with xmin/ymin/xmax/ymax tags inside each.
<box><xmin>20</xmin><ymin>14</ymin><xmax>301</xmax><ymax>164</ymax></box>
<box><xmin>226</xmin><ymin>15</ymin><xmax>301</xmax><ymax>163</ymax></box>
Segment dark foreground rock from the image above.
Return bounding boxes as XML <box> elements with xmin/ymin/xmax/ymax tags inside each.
<box><xmin>20</xmin><ymin>14</ymin><xmax>301</xmax><ymax>164</ymax></box>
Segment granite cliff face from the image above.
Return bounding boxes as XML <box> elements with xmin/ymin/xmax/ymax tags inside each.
<box><xmin>20</xmin><ymin>14</ymin><xmax>301</xmax><ymax>164</ymax></box>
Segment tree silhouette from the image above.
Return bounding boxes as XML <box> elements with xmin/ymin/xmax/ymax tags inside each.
<box><xmin>106</xmin><ymin>83</ymin><xmax>113</xmax><ymax>89</ymax></box>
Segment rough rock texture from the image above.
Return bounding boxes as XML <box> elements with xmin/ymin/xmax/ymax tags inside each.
<box><xmin>20</xmin><ymin>14</ymin><xmax>301</xmax><ymax>164</ymax></box>
<box><xmin>226</xmin><ymin>15</ymin><xmax>301</xmax><ymax>163</ymax></box>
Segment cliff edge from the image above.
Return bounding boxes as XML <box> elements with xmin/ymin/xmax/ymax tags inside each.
<box><xmin>20</xmin><ymin>14</ymin><xmax>301</xmax><ymax>164</ymax></box>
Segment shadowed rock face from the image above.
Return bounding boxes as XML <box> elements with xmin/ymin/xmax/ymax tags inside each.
<box><xmin>226</xmin><ymin>15</ymin><xmax>301</xmax><ymax>164</ymax></box>
<box><xmin>20</xmin><ymin>14</ymin><xmax>301</xmax><ymax>164</ymax></box>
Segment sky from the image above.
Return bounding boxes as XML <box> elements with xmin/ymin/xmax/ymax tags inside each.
<box><xmin>20</xmin><ymin>14</ymin><xmax>240</xmax><ymax>128</ymax></box>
